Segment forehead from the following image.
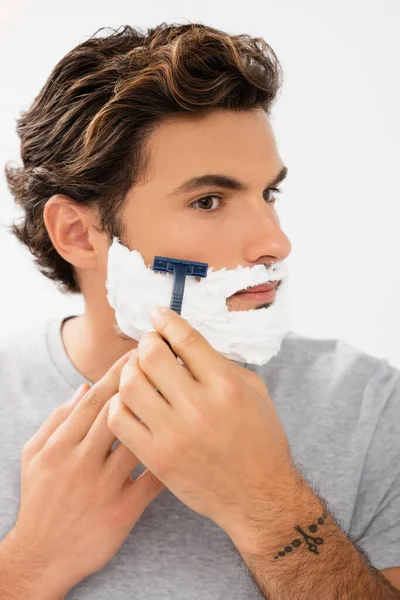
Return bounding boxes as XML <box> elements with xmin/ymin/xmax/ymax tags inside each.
<box><xmin>142</xmin><ymin>108</ymin><xmax>282</xmax><ymax>183</ymax></box>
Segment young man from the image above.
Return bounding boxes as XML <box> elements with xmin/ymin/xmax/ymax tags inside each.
<box><xmin>1</xmin><ymin>22</ymin><xmax>399</xmax><ymax>600</ymax></box>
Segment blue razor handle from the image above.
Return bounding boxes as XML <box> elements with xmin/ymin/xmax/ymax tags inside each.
<box><xmin>151</xmin><ymin>256</ymin><xmax>209</xmax><ymax>316</ymax></box>
<box><xmin>150</xmin><ymin>256</ymin><xmax>208</xmax><ymax>362</ymax></box>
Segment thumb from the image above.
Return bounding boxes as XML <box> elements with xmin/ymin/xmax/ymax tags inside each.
<box><xmin>124</xmin><ymin>469</ymin><xmax>165</xmax><ymax>516</ymax></box>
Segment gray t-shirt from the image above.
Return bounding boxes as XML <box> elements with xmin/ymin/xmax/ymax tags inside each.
<box><xmin>0</xmin><ymin>316</ymin><xmax>399</xmax><ymax>599</ymax></box>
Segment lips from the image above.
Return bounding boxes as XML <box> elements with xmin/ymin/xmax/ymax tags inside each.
<box><xmin>234</xmin><ymin>280</ymin><xmax>280</xmax><ymax>295</ymax></box>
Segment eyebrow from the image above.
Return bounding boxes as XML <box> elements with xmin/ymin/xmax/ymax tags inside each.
<box><xmin>166</xmin><ymin>165</ymin><xmax>288</xmax><ymax>197</ymax></box>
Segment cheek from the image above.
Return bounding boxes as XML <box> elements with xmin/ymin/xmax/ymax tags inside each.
<box><xmin>121</xmin><ymin>201</ymin><xmax>243</xmax><ymax>270</ymax></box>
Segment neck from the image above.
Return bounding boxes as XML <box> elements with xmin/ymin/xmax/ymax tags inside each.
<box><xmin>61</xmin><ymin>299</ymin><xmax>138</xmax><ymax>384</ymax></box>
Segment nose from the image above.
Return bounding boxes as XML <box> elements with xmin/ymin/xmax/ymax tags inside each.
<box><xmin>242</xmin><ymin>203</ymin><xmax>292</xmax><ymax>263</ymax></box>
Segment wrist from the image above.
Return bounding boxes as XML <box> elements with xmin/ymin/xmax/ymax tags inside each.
<box><xmin>0</xmin><ymin>529</ymin><xmax>73</xmax><ymax>600</ymax></box>
<box><xmin>226</xmin><ymin>469</ymin><xmax>323</xmax><ymax>558</ymax></box>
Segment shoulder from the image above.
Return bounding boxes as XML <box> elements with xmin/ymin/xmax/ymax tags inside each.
<box><xmin>0</xmin><ymin>320</ymin><xmax>49</xmax><ymax>365</ymax></box>
<box><xmin>255</xmin><ymin>331</ymin><xmax>400</xmax><ymax>425</ymax></box>
<box><xmin>277</xmin><ymin>330</ymin><xmax>399</xmax><ymax>386</ymax></box>
<box><xmin>0</xmin><ymin>319</ymin><xmax>58</xmax><ymax>395</ymax></box>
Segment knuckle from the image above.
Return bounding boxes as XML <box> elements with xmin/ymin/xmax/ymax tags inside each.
<box><xmin>108</xmin><ymin>361</ymin><xmax>123</xmax><ymax>384</ymax></box>
<box><xmin>21</xmin><ymin>439</ymin><xmax>34</xmax><ymax>460</ymax></box>
<box><xmin>230</xmin><ymin>362</ymin><xmax>266</xmax><ymax>395</ymax></box>
<box><xmin>214</xmin><ymin>371</ymin><xmax>238</xmax><ymax>397</ymax></box>
<box><xmin>53</xmin><ymin>404</ymin><xmax>69</xmax><ymax>419</ymax></box>
<box><xmin>119</xmin><ymin>373</ymin><xmax>134</xmax><ymax>397</ymax></box>
<box><xmin>107</xmin><ymin>410</ymin><xmax>118</xmax><ymax>431</ymax></box>
<box><xmin>40</xmin><ymin>434</ymin><xmax>65</xmax><ymax>464</ymax></box>
<box><xmin>138</xmin><ymin>332</ymin><xmax>161</xmax><ymax>362</ymax></box>
<box><xmin>241</xmin><ymin>369</ymin><xmax>266</xmax><ymax>396</ymax></box>
<box><xmin>82</xmin><ymin>388</ymin><xmax>102</xmax><ymax>410</ymax></box>
<box><xmin>107</xmin><ymin>404</ymin><xmax>122</xmax><ymax>432</ymax></box>
<box><xmin>116</xmin><ymin>446</ymin><xmax>136</xmax><ymax>469</ymax></box>
<box><xmin>177</xmin><ymin>330</ymin><xmax>199</xmax><ymax>351</ymax></box>
<box><xmin>108</xmin><ymin>362</ymin><xmax>121</xmax><ymax>379</ymax></box>
<box><xmin>101</xmin><ymin>398</ymin><xmax>112</xmax><ymax>418</ymax></box>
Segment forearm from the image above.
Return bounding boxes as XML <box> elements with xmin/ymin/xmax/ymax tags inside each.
<box><xmin>0</xmin><ymin>530</ymin><xmax>68</xmax><ymax>600</ymax></box>
<box><xmin>229</xmin><ymin>473</ymin><xmax>400</xmax><ymax>600</ymax></box>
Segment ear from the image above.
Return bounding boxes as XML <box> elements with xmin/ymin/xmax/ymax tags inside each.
<box><xmin>43</xmin><ymin>194</ymin><xmax>100</xmax><ymax>270</ymax></box>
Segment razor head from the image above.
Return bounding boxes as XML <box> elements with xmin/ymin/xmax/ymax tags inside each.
<box><xmin>151</xmin><ymin>256</ymin><xmax>209</xmax><ymax>317</ymax></box>
<box><xmin>152</xmin><ymin>256</ymin><xmax>208</xmax><ymax>278</ymax></box>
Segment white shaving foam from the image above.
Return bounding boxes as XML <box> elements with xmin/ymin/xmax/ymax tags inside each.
<box><xmin>106</xmin><ymin>237</ymin><xmax>292</xmax><ymax>365</ymax></box>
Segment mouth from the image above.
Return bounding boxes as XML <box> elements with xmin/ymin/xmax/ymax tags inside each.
<box><xmin>230</xmin><ymin>280</ymin><xmax>281</xmax><ymax>303</ymax></box>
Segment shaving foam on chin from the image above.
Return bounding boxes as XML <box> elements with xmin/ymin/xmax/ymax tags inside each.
<box><xmin>106</xmin><ymin>237</ymin><xmax>292</xmax><ymax>365</ymax></box>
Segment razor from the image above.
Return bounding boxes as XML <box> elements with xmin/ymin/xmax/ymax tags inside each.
<box><xmin>151</xmin><ymin>256</ymin><xmax>209</xmax><ymax>315</ymax></box>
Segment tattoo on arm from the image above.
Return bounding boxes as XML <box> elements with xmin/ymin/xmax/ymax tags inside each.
<box><xmin>273</xmin><ymin>513</ymin><xmax>327</xmax><ymax>560</ymax></box>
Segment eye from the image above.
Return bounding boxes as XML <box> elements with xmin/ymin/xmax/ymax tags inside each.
<box><xmin>264</xmin><ymin>187</ymin><xmax>283</xmax><ymax>203</ymax></box>
<box><xmin>190</xmin><ymin>187</ymin><xmax>283</xmax><ymax>216</ymax></box>
<box><xmin>190</xmin><ymin>195</ymin><xmax>224</xmax><ymax>214</ymax></box>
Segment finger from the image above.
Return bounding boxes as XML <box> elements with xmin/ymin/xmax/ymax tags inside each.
<box><xmin>121</xmin><ymin>469</ymin><xmax>165</xmax><ymax>520</ymax></box>
<box><xmin>24</xmin><ymin>384</ymin><xmax>90</xmax><ymax>456</ymax></box>
<box><xmin>61</xmin><ymin>351</ymin><xmax>133</xmax><ymax>444</ymax></box>
<box><xmin>104</xmin><ymin>439</ymin><xmax>141</xmax><ymax>486</ymax></box>
<box><xmin>137</xmin><ymin>333</ymin><xmax>197</xmax><ymax>409</ymax></box>
<box><xmin>79</xmin><ymin>393</ymin><xmax>119</xmax><ymax>462</ymax></box>
<box><xmin>149</xmin><ymin>307</ymin><xmax>226</xmax><ymax>383</ymax></box>
<box><xmin>107</xmin><ymin>392</ymin><xmax>152</xmax><ymax>464</ymax></box>
<box><xmin>119</xmin><ymin>352</ymin><xmax>173</xmax><ymax>428</ymax></box>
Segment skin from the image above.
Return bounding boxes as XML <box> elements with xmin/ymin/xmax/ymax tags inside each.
<box><xmin>44</xmin><ymin>107</ymin><xmax>291</xmax><ymax>384</ymax></box>
<box><xmin>108</xmin><ymin>307</ymin><xmax>400</xmax><ymax>597</ymax></box>
<box><xmin>0</xmin><ymin>354</ymin><xmax>165</xmax><ymax>599</ymax></box>
<box><xmin>42</xmin><ymin>107</ymin><xmax>399</xmax><ymax>592</ymax></box>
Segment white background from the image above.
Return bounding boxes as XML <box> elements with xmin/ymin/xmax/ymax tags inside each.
<box><xmin>0</xmin><ymin>0</ymin><xmax>399</xmax><ymax>368</ymax></box>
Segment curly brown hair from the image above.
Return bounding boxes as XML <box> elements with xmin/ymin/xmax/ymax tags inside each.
<box><xmin>4</xmin><ymin>22</ymin><xmax>283</xmax><ymax>294</ymax></box>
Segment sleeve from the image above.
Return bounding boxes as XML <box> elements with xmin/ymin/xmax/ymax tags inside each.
<box><xmin>349</xmin><ymin>359</ymin><xmax>400</xmax><ymax>571</ymax></box>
